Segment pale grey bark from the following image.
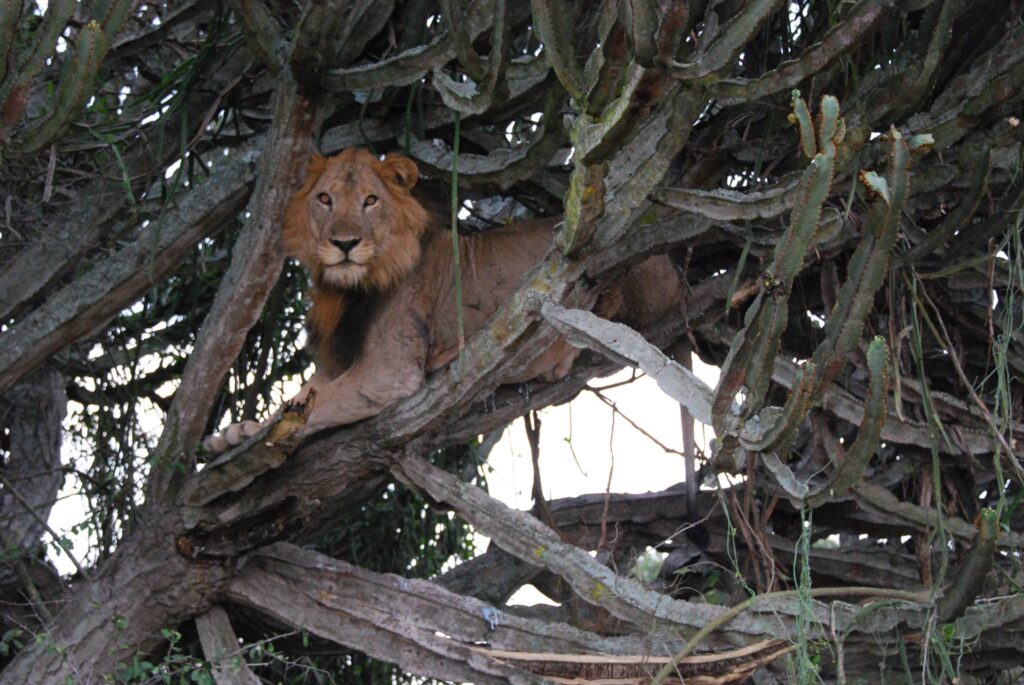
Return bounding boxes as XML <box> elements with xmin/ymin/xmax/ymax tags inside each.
<box><xmin>195</xmin><ymin>606</ymin><xmax>261</xmax><ymax>685</ymax></box>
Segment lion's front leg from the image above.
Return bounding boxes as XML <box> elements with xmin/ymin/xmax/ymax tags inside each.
<box><xmin>298</xmin><ymin>297</ymin><xmax>431</xmax><ymax>438</ymax></box>
<box><xmin>201</xmin><ymin>369</ymin><xmax>333</xmax><ymax>454</ymax></box>
<box><xmin>299</xmin><ymin>353</ymin><xmax>426</xmax><ymax>437</ymax></box>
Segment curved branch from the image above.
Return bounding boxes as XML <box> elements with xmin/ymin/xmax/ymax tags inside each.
<box><xmin>708</xmin><ymin>0</ymin><xmax>895</xmax><ymax>103</ymax></box>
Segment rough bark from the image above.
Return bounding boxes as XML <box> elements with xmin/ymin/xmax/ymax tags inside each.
<box><xmin>2</xmin><ymin>2</ymin><xmax>1023</xmax><ymax>683</ymax></box>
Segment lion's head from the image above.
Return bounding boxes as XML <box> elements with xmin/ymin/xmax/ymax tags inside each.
<box><xmin>284</xmin><ymin>148</ymin><xmax>429</xmax><ymax>293</ymax></box>
<box><xmin>284</xmin><ymin>148</ymin><xmax>431</xmax><ymax>375</ymax></box>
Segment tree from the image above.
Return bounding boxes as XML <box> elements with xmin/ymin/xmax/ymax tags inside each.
<box><xmin>1</xmin><ymin>0</ymin><xmax>1023</xmax><ymax>682</ymax></box>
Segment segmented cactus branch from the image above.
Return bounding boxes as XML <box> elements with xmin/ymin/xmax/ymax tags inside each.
<box><xmin>805</xmin><ymin>336</ymin><xmax>890</xmax><ymax>507</ymax></box>
<box><xmin>711</xmin><ymin>93</ymin><xmax>842</xmax><ymax>440</ymax></box>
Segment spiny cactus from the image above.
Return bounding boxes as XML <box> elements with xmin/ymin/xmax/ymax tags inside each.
<box><xmin>711</xmin><ymin>92</ymin><xmax>843</xmax><ymax>440</ymax></box>
<box><xmin>805</xmin><ymin>336</ymin><xmax>889</xmax><ymax>507</ymax></box>
<box><xmin>1</xmin><ymin>0</ymin><xmax>131</xmax><ymax>155</ymax></box>
<box><xmin>0</xmin><ymin>0</ymin><xmax>76</xmax><ymax>140</ymax></box>
<box><xmin>810</xmin><ymin>126</ymin><xmax>915</xmax><ymax>394</ymax></box>
<box><xmin>93</xmin><ymin>0</ymin><xmax>134</xmax><ymax>38</ymax></box>
<box><xmin>711</xmin><ymin>93</ymin><xmax>927</xmax><ymax>507</ymax></box>
<box><xmin>17</xmin><ymin>21</ymin><xmax>108</xmax><ymax>154</ymax></box>
<box><xmin>937</xmin><ymin>508</ymin><xmax>1000</xmax><ymax>622</ymax></box>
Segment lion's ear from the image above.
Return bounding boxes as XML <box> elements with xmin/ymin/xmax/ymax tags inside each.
<box><xmin>293</xmin><ymin>152</ymin><xmax>328</xmax><ymax>198</ymax></box>
<box><xmin>381</xmin><ymin>153</ymin><xmax>419</xmax><ymax>191</ymax></box>
<box><xmin>306</xmin><ymin>152</ymin><xmax>327</xmax><ymax>182</ymax></box>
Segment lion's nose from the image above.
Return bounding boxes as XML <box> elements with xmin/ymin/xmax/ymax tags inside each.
<box><xmin>330</xmin><ymin>238</ymin><xmax>361</xmax><ymax>254</ymax></box>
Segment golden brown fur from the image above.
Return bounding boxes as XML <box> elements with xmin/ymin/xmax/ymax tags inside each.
<box><xmin>283</xmin><ymin>148</ymin><xmax>431</xmax><ymax>375</ymax></box>
<box><xmin>203</xmin><ymin>148</ymin><xmax>682</xmax><ymax>452</ymax></box>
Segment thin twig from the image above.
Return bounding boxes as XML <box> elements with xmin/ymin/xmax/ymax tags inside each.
<box><xmin>597</xmin><ymin>406</ymin><xmax>616</xmax><ymax>553</ymax></box>
<box><xmin>913</xmin><ymin>277</ymin><xmax>1023</xmax><ymax>481</ymax></box>
<box><xmin>651</xmin><ymin>586</ymin><xmax>931</xmax><ymax>684</ymax></box>
<box><xmin>0</xmin><ymin>472</ymin><xmax>91</xmax><ymax>580</ymax></box>
<box><xmin>524</xmin><ymin>411</ymin><xmax>557</xmax><ymax>531</ymax></box>
<box><xmin>588</xmin><ymin>388</ymin><xmax>689</xmax><ymax>458</ymax></box>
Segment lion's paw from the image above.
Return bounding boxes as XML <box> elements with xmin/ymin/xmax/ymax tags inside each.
<box><xmin>202</xmin><ymin>420</ymin><xmax>263</xmax><ymax>455</ymax></box>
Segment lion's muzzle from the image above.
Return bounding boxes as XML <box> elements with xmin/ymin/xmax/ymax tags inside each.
<box><xmin>330</xmin><ymin>237</ymin><xmax>362</xmax><ymax>254</ymax></box>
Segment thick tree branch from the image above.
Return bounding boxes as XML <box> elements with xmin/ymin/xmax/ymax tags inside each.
<box><xmin>709</xmin><ymin>0</ymin><xmax>895</xmax><ymax>103</ymax></box>
<box><xmin>0</xmin><ymin>165</ymin><xmax>254</xmax><ymax>394</ymax></box>
<box><xmin>541</xmin><ymin>303</ymin><xmax>714</xmax><ymax>424</ymax></box>
<box><xmin>147</xmin><ymin>84</ymin><xmax>325</xmax><ymax>502</ymax></box>
<box><xmin>195</xmin><ymin>605</ymin><xmax>261</xmax><ymax>685</ymax></box>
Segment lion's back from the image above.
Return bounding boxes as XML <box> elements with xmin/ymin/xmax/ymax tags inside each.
<box><xmin>422</xmin><ymin>217</ymin><xmax>559</xmax><ymax>371</ymax></box>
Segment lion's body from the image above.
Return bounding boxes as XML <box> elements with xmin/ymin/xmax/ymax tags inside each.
<box><xmin>204</xmin><ymin>148</ymin><xmax>681</xmax><ymax>450</ymax></box>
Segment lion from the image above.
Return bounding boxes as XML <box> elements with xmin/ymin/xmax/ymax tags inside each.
<box><xmin>204</xmin><ymin>148</ymin><xmax>682</xmax><ymax>452</ymax></box>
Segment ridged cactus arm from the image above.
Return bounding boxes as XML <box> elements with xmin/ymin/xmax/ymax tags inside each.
<box><xmin>433</xmin><ymin>0</ymin><xmax>510</xmax><ymax>115</ymax></box>
<box><xmin>815</xmin><ymin>94</ymin><xmax>842</xmax><ymax>154</ymax></box>
<box><xmin>936</xmin><ymin>508</ymin><xmax>1001</xmax><ymax>623</ymax></box>
<box><xmin>438</xmin><ymin>0</ymin><xmax>488</xmax><ymax>81</ymax></box>
<box><xmin>771</xmin><ymin>154</ymin><xmax>832</xmax><ymax>284</ymax></box>
<box><xmin>9</xmin><ymin>0</ymin><xmax>75</xmax><ymax>85</ymax></box>
<box><xmin>790</xmin><ymin>90</ymin><xmax>817</xmax><ymax>159</ymax></box>
<box><xmin>805</xmin><ymin>336</ymin><xmax>889</xmax><ymax>507</ymax></box>
<box><xmin>16</xmin><ymin>20</ymin><xmax>108</xmax><ymax>155</ymax></box>
<box><xmin>711</xmin><ymin>94</ymin><xmax>841</xmax><ymax>437</ymax></box>
<box><xmin>739</xmin><ymin>295</ymin><xmax>790</xmax><ymax>417</ymax></box>
<box><xmin>94</xmin><ymin>0</ymin><xmax>134</xmax><ymax>39</ymax></box>
<box><xmin>621</xmin><ymin>0</ymin><xmax>660</xmax><ymax>67</ymax></box>
<box><xmin>739</xmin><ymin>362</ymin><xmax>816</xmax><ymax>455</ymax></box>
<box><xmin>900</xmin><ymin>147</ymin><xmax>990</xmax><ymax>264</ymax></box>
<box><xmin>226</xmin><ymin>0</ymin><xmax>286</xmax><ymax>74</ymax></box>
<box><xmin>0</xmin><ymin>3</ymin><xmax>21</xmax><ymax>89</ymax></box>
<box><xmin>531</xmin><ymin>0</ymin><xmax>585</xmax><ymax>99</ymax></box>
<box><xmin>813</xmin><ymin>126</ymin><xmax>913</xmax><ymax>391</ymax></box>
<box><xmin>771</xmin><ymin>95</ymin><xmax>842</xmax><ymax>287</ymax></box>
<box><xmin>710</xmin><ymin>293</ymin><xmax>766</xmax><ymax>436</ymax></box>
<box><xmin>669</xmin><ymin>0</ymin><xmax>785</xmax><ymax>82</ymax></box>
<box><xmin>0</xmin><ymin>0</ymin><xmax>76</xmax><ymax>137</ymax></box>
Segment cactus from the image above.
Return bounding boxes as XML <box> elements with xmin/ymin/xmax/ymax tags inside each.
<box><xmin>0</xmin><ymin>0</ymin><xmax>128</xmax><ymax>155</ymax></box>
<box><xmin>17</xmin><ymin>21</ymin><xmax>108</xmax><ymax>154</ymax></box>
<box><xmin>0</xmin><ymin>0</ymin><xmax>76</xmax><ymax>137</ymax></box>
<box><xmin>531</xmin><ymin>0</ymin><xmax>586</xmax><ymax>98</ymax></box>
<box><xmin>936</xmin><ymin>508</ymin><xmax>1000</xmax><ymax>622</ymax></box>
<box><xmin>711</xmin><ymin>93</ymin><xmax>843</xmax><ymax>439</ymax></box>
<box><xmin>811</xmin><ymin>125</ymin><xmax>912</xmax><ymax>393</ymax></box>
<box><xmin>433</xmin><ymin>0</ymin><xmax>510</xmax><ymax>115</ymax></box>
<box><xmin>739</xmin><ymin>362</ymin><xmax>816</xmax><ymax>454</ymax></box>
<box><xmin>805</xmin><ymin>336</ymin><xmax>889</xmax><ymax>507</ymax></box>
<box><xmin>93</xmin><ymin>0</ymin><xmax>135</xmax><ymax>40</ymax></box>
<box><xmin>714</xmin><ymin>109</ymin><xmax>919</xmax><ymax>477</ymax></box>
<box><xmin>0</xmin><ymin>4</ymin><xmax>20</xmax><ymax>89</ymax></box>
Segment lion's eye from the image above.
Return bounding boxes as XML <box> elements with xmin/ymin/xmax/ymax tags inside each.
<box><xmin>317</xmin><ymin>192</ymin><xmax>332</xmax><ymax>206</ymax></box>
<box><xmin>364</xmin><ymin>194</ymin><xmax>378</xmax><ymax>207</ymax></box>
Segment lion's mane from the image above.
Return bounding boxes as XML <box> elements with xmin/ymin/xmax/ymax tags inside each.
<box><xmin>283</xmin><ymin>149</ymin><xmax>430</xmax><ymax>374</ymax></box>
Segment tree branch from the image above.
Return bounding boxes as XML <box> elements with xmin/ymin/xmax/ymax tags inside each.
<box><xmin>195</xmin><ymin>605</ymin><xmax>261</xmax><ymax>685</ymax></box>
<box><xmin>0</xmin><ymin>159</ymin><xmax>254</xmax><ymax>394</ymax></box>
<box><xmin>541</xmin><ymin>303</ymin><xmax>714</xmax><ymax>424</ymax></box>
<box><xmin>147</xmin><ymin>84</ymin><xmax>325</xmax><ymax>502</ymax></box>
